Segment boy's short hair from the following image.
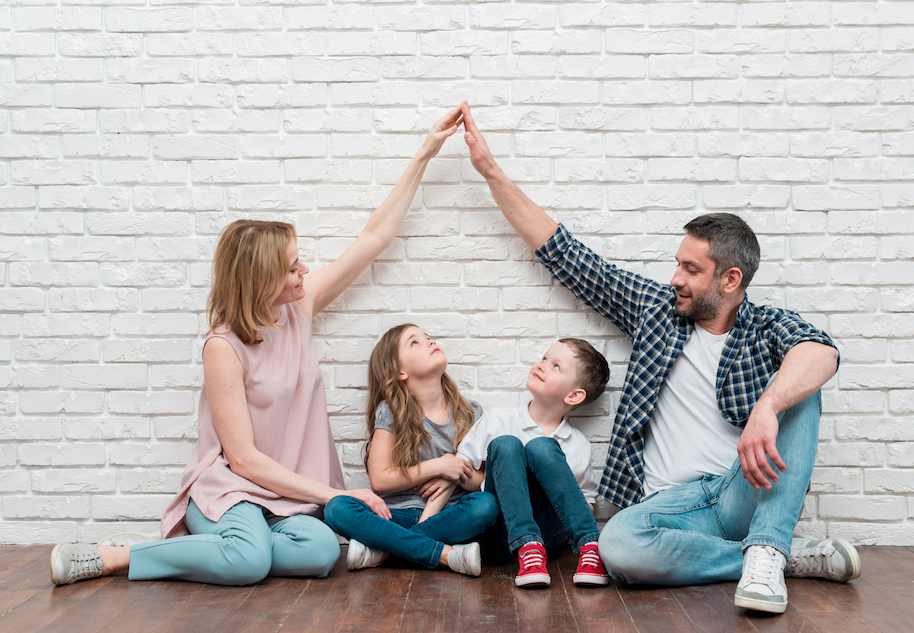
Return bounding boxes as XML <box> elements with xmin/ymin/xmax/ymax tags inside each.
<box><xmin>559</xmin><ymin>338</ymin><xmax>609</xmax><ymax>408</ymax></box>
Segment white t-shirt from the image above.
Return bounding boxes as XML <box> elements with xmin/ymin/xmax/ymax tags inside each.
<box><xmin>642</xmin><ymin>323</ymin><xmax>743</xmax><ymax>498</ymax></box>
<box><xmin>456</xmin><ymin>402</ymin><xmax>599</xmax><ymax>503</ymax></box>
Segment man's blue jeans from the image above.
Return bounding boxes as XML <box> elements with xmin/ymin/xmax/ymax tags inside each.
<box><xmin>484</xmin><ymin>435</ymin><xmax>600</xmax><ymax>558</ymax></box>
<box><xmin>323</xmin><ymin>491</ymin><xmax>498</xmax><ymax>569</ymax></box>
<box><xmin>599</xmin><ymin>388</ymin><xmax>821</xmax><ymax>585</ymax></box>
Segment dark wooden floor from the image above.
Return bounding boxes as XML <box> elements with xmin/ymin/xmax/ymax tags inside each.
<box><xmin>1</xmin><ymin>545</ymin><xmax>912</xmax><ymax>633</ymax></box>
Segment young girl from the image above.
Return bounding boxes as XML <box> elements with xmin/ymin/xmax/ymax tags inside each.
<box><xmin>323</xmin><ymin>324</ymin><xmax>499</xmax><ymax>576</ymax></box>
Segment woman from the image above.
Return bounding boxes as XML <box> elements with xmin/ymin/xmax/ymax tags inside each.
<box><xmin>50</xmin><ymin>104</ymin><xmax>466</xmax><ymax>586</ymax></box>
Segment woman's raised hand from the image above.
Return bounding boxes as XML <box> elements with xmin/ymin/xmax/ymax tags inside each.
<box><xmin>435</xmin><ymin>453</ymin><xmax>473</xmax><ymax>483</ymax></box>
<box><xmin>418</xmin><ymin>102</ymin><xmax>465</xmax><ymax>161</ymax></box>
<box><xmin>339</xmin><ymin>488</ymin><xmax>391</xmax><ymax>520</ymax></box>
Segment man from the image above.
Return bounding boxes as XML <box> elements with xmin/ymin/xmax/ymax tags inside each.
<box><xmin>460</xmin><ymin>103</ymin><xmax>860</xmax><ymax>614</ymax></box>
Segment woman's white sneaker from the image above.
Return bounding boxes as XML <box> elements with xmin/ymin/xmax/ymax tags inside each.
<box><xmin>790</xmin><ymin>533</ymin><xmax>861</xmax><ymax>583</ymax></box>
<box><xmin>97</xmin><ymin>531</ymin><xmax>162</xmax><ymax>548</ymax></box>
<box><xmin>51</xmin><ymin>544</ymin><xmax>105</xmax><ymax>586</ymax></box>
<box><xmin>734</xmin><ymin>545</ymin><xmax>788</xmax><ymax>614</ymax></box>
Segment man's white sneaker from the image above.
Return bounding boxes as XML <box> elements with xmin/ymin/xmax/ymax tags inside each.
<box><xmin>446</xmin><ymin>542</ymin><xmax>481</xmax><ymax>577</ymax></box>
<box><xmin>346</xmin><ymin>539</ymin><xmax>386</xmax><ymax>570</ymax></box>
<box><xmin>791</xmin><ymin>533</ymin><xmax>861</xmax><ymax>583</ymax></box>
<box><xmin>734</xmin><ymin>545</ymin><xmax>788</xmax><ymax>614</ymax></box>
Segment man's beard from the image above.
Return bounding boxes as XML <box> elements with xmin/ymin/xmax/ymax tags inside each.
<box><xmin>675</xmin><ymin>280</ymin><xmax>723</xmax><ymax>321</ymax></box>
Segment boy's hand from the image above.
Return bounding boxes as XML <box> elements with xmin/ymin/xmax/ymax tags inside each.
<box><xmin>415</xmin><ymin>477</ymin><xmax>455</xmax><ymax>502</ymax></box>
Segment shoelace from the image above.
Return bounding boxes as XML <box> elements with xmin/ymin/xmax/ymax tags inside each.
<box><xmin>520</xmin><ymin>547</ymin><xmax>545</xmax><ymax>571</ymax></box>
<box><xmin>742</xmin><ymin>546</ymin><xmax>783</xmax><ymax>588</ymax></box>
<box><xmin>578</xmin><ymin>548</ymin><xmax>603</xmax><ymax>571</ymax></box>
<box><xmin>70</xmin><ymin>552</ymin><xmax>104</xmax><ymax>581</ymax></box>
<box><xmin>792</xmin><ymin>543</ymin><xmax>834</xmax><ymax>576</ymax></box>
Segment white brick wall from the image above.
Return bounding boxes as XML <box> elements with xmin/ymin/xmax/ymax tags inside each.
<box><xmin>1</xmin><ymin>0</ymin><xmax>912</xmax><ymax>545</ymax></box>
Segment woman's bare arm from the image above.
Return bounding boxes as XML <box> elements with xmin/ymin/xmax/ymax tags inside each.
<box><xmin>298</xmin><ymin>104</ymin><xmax>465</xmax><ymax>320</ymax></box>
<box><xmin>204</xmin><ymin>337</ymin><xmax>391</xmax><ymax>518</ymax></box>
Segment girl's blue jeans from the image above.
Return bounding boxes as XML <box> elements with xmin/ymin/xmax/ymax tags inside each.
<box><xmin>484</xmin><ymin>435</ymin><xmax>601</xmax><ymax>558</ymax></box>
<box><xmin>128</xmin><ymin>500</ymin><xmax>340</xmax><ymax>585</ymax></box>
<box><xmin>323</xmin><ymin>491</ymin><xmax>499</xmax><ymax>569</ymax></box>
<box><xmin>599</xmin><ymin>388</ymin><xmax>822</xmax><ymax>585</ymax></box>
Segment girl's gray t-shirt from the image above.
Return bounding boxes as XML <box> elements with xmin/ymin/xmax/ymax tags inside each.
<box><xmin>372</xmin><ymin>400</ymin><xmax>484</xmax><ymax>510</ymax></box>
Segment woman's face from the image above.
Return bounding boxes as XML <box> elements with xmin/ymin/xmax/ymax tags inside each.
<box><xmin>397</xmin><ymin>326</ymin><xmax>447</xmax><ymax>382</ymax></box>
<box><xmin>273</xmin><ymin>237</ymin><xmax>308</xmax><ymax>307</ymax></box>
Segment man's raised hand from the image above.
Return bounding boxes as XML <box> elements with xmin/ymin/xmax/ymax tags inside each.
<box><xmin>462</xmin><ymin>103</ymin><xmax>499</xmax><ymax>179</ymax></box>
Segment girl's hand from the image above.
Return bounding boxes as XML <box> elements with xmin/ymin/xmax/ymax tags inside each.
<box><xmin>417</xmin><ymin>102</ymin><xmax>465</xmax><ymax>161</ymax></box>
<box><xmin>415</xmin><ymin>477</ymin><xmax>455</xmax><ymax>502</ymax></box>
<box><xmin>338</xmin><ymin>488</ymin><xmax>391</xmax><ymax>520</ymax></box>
<box><xmin>435</xmin><ymin>453</ymin><xmax>473</xmax><ymax>483</ymax></box>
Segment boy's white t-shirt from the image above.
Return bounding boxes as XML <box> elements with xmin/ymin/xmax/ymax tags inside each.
<box><xmin>456</xmin><ymin>402</ymin><xmax>599</xmax><ymax>503</ymax></box>
<box><xmin>642</xmin><ymin>323</ymin><xmax>743</xmax><ymax>498</ymax></box>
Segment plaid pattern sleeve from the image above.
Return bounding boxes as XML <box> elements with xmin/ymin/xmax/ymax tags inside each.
<box><xmin>534</xmin><ymin>224</ymin><xmax>670</xmax><ymax>340</ymax></box>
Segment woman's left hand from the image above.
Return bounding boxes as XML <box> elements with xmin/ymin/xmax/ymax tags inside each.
<box><xmin>415</xmin><ymin>477</ymin><xmax>455</xmax><ymax>502</ymax></box>
<box><xmin>418</xmin><ymin>102</ymin><xmax>465</xmax><ymax>161</ymax></box>
<box><xmin>338</xmin><ymin>488</ymin><xmax>392</xmax><ymax>520</ymax></box>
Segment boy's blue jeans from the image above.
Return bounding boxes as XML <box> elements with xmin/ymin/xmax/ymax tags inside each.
<box><xmin>323</xmin><ymin>491</ymin><xmax>498</xmax><ymax>569</ymax></box>
<box><xmin>599</xmin><ymin>388</ymin><xmax>822</xmax><ymax>585</ymax></box>
<box><xmin>484</xmin><ymin>435</ymin><xmax>600</xmax><ymax>558</ymax></box>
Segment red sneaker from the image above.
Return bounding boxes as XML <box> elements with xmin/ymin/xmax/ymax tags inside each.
<box><xmin>515</xmin><ymin>542</ymin><xmax>551</xmax><ymax>588</ymax></box>
<box><xmin>573</xmin><ymin>541</ymin><xmax>609</xmax><ymax>586</ymax></box>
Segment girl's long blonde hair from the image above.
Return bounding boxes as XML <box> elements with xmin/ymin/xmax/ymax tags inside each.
<box><xmin>207</xmin><ymin>219</ymin><xmax>297</xmax><ymax>346</ymax></box>
<box><xmin>364</xmin><ymin>324</ymin><xmax>476</xmax><ymax>472</ymax></box>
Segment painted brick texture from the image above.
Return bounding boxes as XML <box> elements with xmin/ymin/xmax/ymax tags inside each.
<box><xmin>1</xmin><ymin>0</ymin><xmax>913</xmax><ymax>545</ymax></box>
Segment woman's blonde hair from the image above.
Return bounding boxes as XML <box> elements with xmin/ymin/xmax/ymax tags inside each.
<box><xmin>207</xmin><ymin>219</ymin><xmax>297</xmax><ymax>346</ymax></box>
<box><xmin>364</xmin><ymin>324</ymin><xmax>476</xmax><ymax>472</ymax></box>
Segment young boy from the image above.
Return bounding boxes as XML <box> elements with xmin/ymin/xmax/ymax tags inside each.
<box><xmin>456</xmin><ymin>338</ymin><xmax>610</xmax><ymax>588</ymax></box>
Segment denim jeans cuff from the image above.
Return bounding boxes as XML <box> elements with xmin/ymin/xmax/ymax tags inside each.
<box><xmin>572</xmin><ymin>532</ymin><xmax>601</xmax><ymax>554</ymax></box>
<box><xmin>509</xmin><ymin>535</ymin><xmax>543</xmax><ymax>555</ymax></box>
<box><xmin>425</xmin><ymin>542</ymin><xmax>445</xmax><ymax>570</ymax></box>
<box><xmin>741</xmin><ymin>537</ymin><xmax>790</xmax><ymax>561</ymax></box>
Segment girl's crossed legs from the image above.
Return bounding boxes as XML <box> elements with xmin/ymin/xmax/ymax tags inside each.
<box><xmin>324</xmin><ymin>491</ymin><xmax>498</xmax><ymax>569</ymax></box>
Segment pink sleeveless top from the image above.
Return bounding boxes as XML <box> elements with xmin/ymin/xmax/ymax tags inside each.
<box><xmin>160</xmin><ymin>302</ymin><xmax>345</xmax><ymax>538</ymax></box>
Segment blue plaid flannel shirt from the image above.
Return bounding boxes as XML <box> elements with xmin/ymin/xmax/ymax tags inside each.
<box><xmin>536</xmin><ymin>224</ymin><xmax>839</xmax><ymax>509</ymax></box>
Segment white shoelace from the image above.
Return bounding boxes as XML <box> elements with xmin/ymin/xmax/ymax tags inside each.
<box><xmin>520</xmin><ymin>547</ymin><xmax>545</xmax><ymax>571</ymax></box>
<box><xmin>578</xmin><ymin>549</ymin><xmax>602</xmax><ymax>570</ymax></box>
<box><xmin>71</xmin><ymin>552</ymin><xmax>104</xmax><ymax>581</ymax></box>
<box><xmin>792</xmin><ymin>543</ymin><xmax>834</xmax><ymax>576</ymax></box>
<box><xmin>742</xmin><ymin>546</ymin><xmax>785</xmax><ymax>589</ymax></box>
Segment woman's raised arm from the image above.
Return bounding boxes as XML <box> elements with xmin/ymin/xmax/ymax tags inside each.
<box><xmin>299</xmin><ymin>103</ymin><xmax>465</xmax><ymax>320</ymax></box>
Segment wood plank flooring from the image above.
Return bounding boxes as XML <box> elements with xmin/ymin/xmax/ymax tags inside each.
<box><xmin>1</xmin><ymin>545</ymin><xmax>912</xmax><ymax>633</ymax></box>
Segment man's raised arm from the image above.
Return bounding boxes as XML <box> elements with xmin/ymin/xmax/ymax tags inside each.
<box><xmin>462</xmin><ymin>103</ymin><xmax>558</xmax><ymax>251</ymax></box>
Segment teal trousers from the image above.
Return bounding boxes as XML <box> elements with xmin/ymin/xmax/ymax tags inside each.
<box><xmin>128</xmin><ymin>500</ymin><xmax>340</xmax><ymax>585</ymax></box>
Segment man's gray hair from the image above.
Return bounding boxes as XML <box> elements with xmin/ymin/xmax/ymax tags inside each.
<box><xmin>683</xmin><ymin>213</ymin><xmax>760</xmax><ymax>290</ymax></box>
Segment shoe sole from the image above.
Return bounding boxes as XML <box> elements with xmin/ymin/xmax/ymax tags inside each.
<box><xmin>734</xmin><ymin>592</ymin><xmax>787</xmax><ymax>614</ymax></box>
<box><xmin>50</xmin><ymin>543</ymin><xmax>62</xmax><ymax>585</ymax></box>
<box><xmin>573</xmin><ymin>573</ymin><xmax>610</xmax><ymax>586</ymax></box>
<box><xmin>515</xmin><ymin>573</ymin><xmax>551</xmax><ymax>588</ymax></box>
<box><xmin>833</xmin><ymin>538</ymin><xmax>862</xmax><ymax>582</ymax></box>
<box><xmin>97</xmin><ymin>531</ymin><xmax>162</xmax><ymax>547</ymax></box>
